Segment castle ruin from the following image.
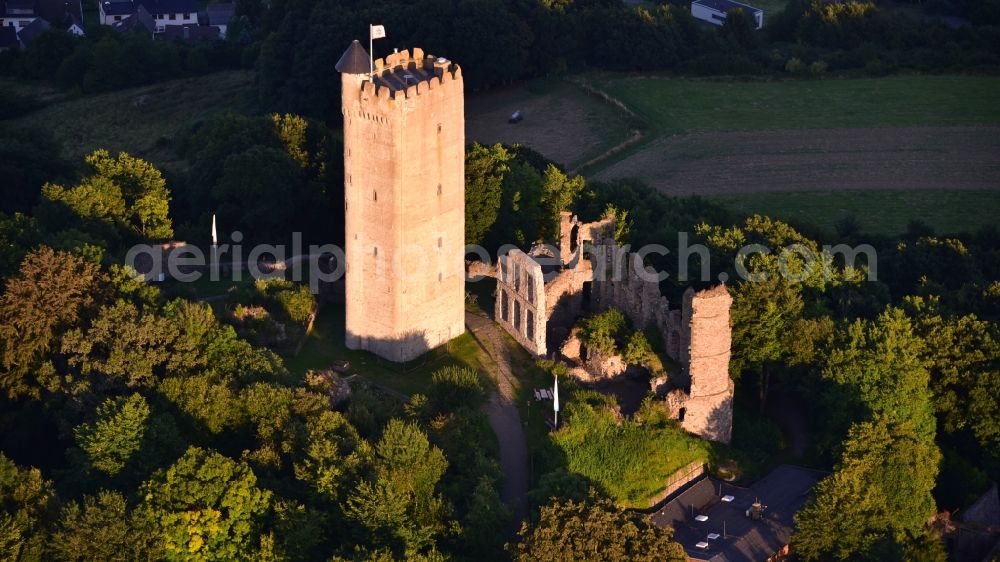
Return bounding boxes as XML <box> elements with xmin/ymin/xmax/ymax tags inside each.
<box><xmin>337</xmin><ymin>42</ymin><xmax>465</xmax><ymax>362</ymax></box>
<box><xmin>490</xmin><ymin>212</ymin><xmax>734</xmax><ymax>443</ymax></box>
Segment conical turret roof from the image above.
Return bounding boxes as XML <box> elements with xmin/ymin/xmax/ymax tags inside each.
<box><xmin>335</xmin><ymin>40</ymin><xmax>372</xmax><ymax>74</ymax></box>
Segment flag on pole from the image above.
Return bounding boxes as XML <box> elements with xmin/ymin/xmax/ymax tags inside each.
<box><xmin>369</xmin><ymin>24</ymin><xmax>386</xmax><ymax>74</ymax></box>
<box><xmin>553</xmin><ymin>375</ymin><xmax>560</xmax><ymax>428</ymax></box>
<box><xmin>553</xmin><ymin>376</ymin><xmax>559</xmax><ymax>413</ymax></box>
<box><xmin>211</xmin><ymin>214</ymin><xmax>217</xmax><ymax>246</ymax></box>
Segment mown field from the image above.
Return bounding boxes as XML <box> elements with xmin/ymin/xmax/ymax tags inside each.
<box><xmin>592</xmin><ymin>74</ymin><xmax>1000</xmax><ymax>134</ymax></box>
<box><xmin>4</xmin><ymin>70</ymin><xmax>256</xmax><ymax>170</ymax></box>
<box><xmin>466</xmin><ymin>79</ymin><xmax>635</xmax><ymax>171</ymax></box>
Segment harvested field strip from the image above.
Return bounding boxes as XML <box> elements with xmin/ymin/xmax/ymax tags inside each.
<box><xmin>594</xmin><ymin>125</ymin><xmax>1000</xmax><ymax>195</ymax></box>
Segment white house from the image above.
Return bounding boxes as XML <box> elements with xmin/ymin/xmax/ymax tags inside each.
<box><xmin>99</xmin><ymin>0</ymin><xmax>131</xmax><ymax>25</ymax></box>
<box><xmin>691</xmin><ymin>0</ymin><xmax>764</xmax><ymax>30</ymax></box>
<box><xmin>1</xmin><ymin>0</ymin><xmax>38</xmax><ymax>32</ymax></box>
<box><xmin>205</xmin><ymin>2</ymin><xmax>232</xmax><ymax>38</ymax></box>
<box><xmin>141</xmin><ymin>0</ymin><xmax>197</xmax><ymax>33</ymax></box>
<box><xmin>100</xmin><ymin>0</ymin><xmax>196</xmax><ymax>31</ymax></box>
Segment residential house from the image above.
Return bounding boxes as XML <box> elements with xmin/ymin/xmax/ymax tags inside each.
<box><xmin>691</xmin><ymin>0</ymin><xmax>764</xmax><ymax>30</ymax></box>
<box><xmin>205</xmin><ymin>1</ymin><xmax>232</xmax><ymax>38</ymax></box>
<box><xmin>99</xmin><ymin>0</ymin><xmax>132</xmax><ymax>25</ymax></box>
<box><xmin>163</xmin><ymin>22</ymin><xmax>218</xmax><ymax>41</ymax></box>
<box><xmin>652</xmin><ymin>465</ymin><xmax>824</xmax><ymax>562</ymax></box>
<box><xmin>100</xmin><ymin>0</ymin><xmax>196</xmax><ymax>32</ymax></box>
<box><xmin>35</xmin><ymin>0</ymin><xmax>83</xmax><ymax>29</ymax></box>
<box><xmin>110</xmin><ymin>3</ymin><xmax>154</xmax><ymax>35</ymax></box>
<box><xmin>0</xmin><ymin>24</ymin><xmax>17</xmax><ymax>49</ymax></box>
<box><xmin>16</xmin><ymin>14</ymin><xmax>46</xmax><ymax>45</ymax></box>
<box><xmin>1</xmin><ymin>0</ymin><xmax>38</xmax><ymax>32</ymax></box>
<box><xmin>140</xmin><ymin>0</ymin><xmax>196</xmax><ymax>33</ymax></box>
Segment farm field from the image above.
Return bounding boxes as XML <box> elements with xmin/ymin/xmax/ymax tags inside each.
<box><xmin>466</xmin><ymin>79</ymin><xmax>635</xmax><ymax>171</ymax></box>
<box><xmin>577</xmin><ymin>74</ymin><xmax>1000</xmax><ymax>234</ymax></box>
<box><xmin>4</xmin><ymin>70</ymin><xmax>255</xmax><ymax>170</ymax></box>
<box><xmin>591</xmin><ymin>74</ymin><xmax>1000</xmax><ymax>134</ymax></box>
<box><xmin>708</xmin><ymin>189</ymin><xmax>1000</xmax><ymax>236</ymax></box>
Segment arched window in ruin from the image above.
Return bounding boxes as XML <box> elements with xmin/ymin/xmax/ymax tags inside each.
<box><xmin>570</xmin><ymin>224</ymin><xmax>580</xmax><ymax>253</ymax></box>
<box><xmin>526</xmin><ymin>310</ymin><xmax>534</xmax><ymax>340</ymax></box>
<box><xmin>500</xmin><ymin>291</ymin><xmax>508</xmax><ymax>322</ymax></box>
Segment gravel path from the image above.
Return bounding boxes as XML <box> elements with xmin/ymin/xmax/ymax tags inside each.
<box><xmin>465</xmin><ymin>311</ymin><xmax>529</xmax><ymax>528</ymax></box>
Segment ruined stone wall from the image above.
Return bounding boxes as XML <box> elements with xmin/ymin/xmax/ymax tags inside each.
<box><xmin>559</xmin><ymin>212</ymin><xmax>615</xmax><ymax>268</ymax></box>
<box><xmin>342</xmin><ymin>48</ymin><xmax>465</xmax><ymax>362</ymax></box>
<box><xmin>591</xmin><ymin>243</ymin><xmax>733</xmax><ymax>443</ymax></box>
<box><xmin>495</xmin><ymin>250</ymin><xmax>547</xmax><ymax>356</ymax></box>
<box><xmin>592</xmin><ymin>244</ymin><xmax>681</xmax><ymax>362</ymax></box>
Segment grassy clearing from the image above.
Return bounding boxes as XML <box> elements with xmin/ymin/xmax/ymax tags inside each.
<box><xmin>4</xmin><ymin>70</ymin><xmax>256</xmax><ymax>169</ymax></box>
<box><xmin>285</xmin><ymin>303</ymin><xmax>488</xmax><ymax>397</ymax></box>
<box><xmin>593</xmin><ymin>74</ymin><xmax>1000</xmax><ymax>134</ymax></box>
<box><xmin>709</xmin><ymin>189</ymin><xmax>1000</xmax><ymax>237</ymax></box>
<box><xmin>553</xmin><ymin>400</ymin><xmax>710</xmax><ymax>508</ymax></box>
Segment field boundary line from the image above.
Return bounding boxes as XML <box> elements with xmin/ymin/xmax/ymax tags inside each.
<box><xmin>565</xmin><ymin>77</ymin><xmax>650</xmax><ymax>175</ymax></box>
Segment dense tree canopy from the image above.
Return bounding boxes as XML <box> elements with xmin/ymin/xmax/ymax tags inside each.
<box><xmin>511</xmin><ymin>492</ymin><xmax>686</xmax><ymax>562</ymax></box>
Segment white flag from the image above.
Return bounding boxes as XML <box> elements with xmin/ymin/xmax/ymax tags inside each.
<box><xmin>553</xmin><ymin>376</ymin><xmax>559</xmax><ymax>413</ymax></box>
<box><xmin>370</xmin><ymin>24</ymin><xmax>386</xmax><ymax>40</ymax></box>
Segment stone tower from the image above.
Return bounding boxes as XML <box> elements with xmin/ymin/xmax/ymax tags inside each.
<box><xmin>336</xmin><ymin>41</ymin><xmax>465</xmax><ymax>362</ymax></box>
<box><xmin>679</xmin><ymin>285</ymin><xmax>733</xmax><ymax>443</ymax></box>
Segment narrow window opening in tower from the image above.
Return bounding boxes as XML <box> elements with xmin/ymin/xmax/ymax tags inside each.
<box><xmin>373</xmin><ymin>190</ymin><xmax>377</xmax><ymax>202</ymax></box>
<box><xmin>348</xmin><ymin>174</ymin><xmax>351</xmax><ymax>184</ymax></box>
<box><xmin>438</xmin><ymin>272</ymin><xmax>442</xmax><ymax>282</ymax></box>
<box><xmin>437</xmin><ymin>123</ymin><xmax>442</xmax><ymax>134</ymax></box>
<box><xmin>437</xmin><ymin>184</ymin><xmax>442</xmax><ymax>196</ymax></box>
<box><xmin>438</xmin><ymin>237</ymin><xmax>442</xmax><ymax>249</ymax></box>
<box><xmin>373</xmin><ymin>247</ymin><xmax>378</xmax><ymax>257</ymax></box>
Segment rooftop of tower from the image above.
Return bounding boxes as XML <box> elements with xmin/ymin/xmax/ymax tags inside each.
<box><xmin>337</xmin><ymin>42</ymin><xmax>460</xmax><ymax>99</ymax></box>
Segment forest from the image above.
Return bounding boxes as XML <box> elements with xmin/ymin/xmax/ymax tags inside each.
<box><xmin>1</xmin><ymin>0</ymin><xmax>999</xmax><ymax>560</ymax></box>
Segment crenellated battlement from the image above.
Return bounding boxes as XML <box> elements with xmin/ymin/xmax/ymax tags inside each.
<box><xmin>364</xmin><ymin>47</ymin><xmax>462</xmax><ymax>101</ymax></box>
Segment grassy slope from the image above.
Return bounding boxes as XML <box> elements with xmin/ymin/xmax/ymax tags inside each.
<box><xmin>553</xmin><ymin>402</ymin><xmax>710</xmax><ymax>508</ymax></box>
<box><xmin>286</xmin><ymin>302</ymin><xmax>488</xmax><ymax>397</ymax></box>
<box><xmin>596</xmin><ymin>74</ymin><xmax>1000</xmax><ymax>134</ymax></box>
<box><xmin>4</xmin><ymin>70</ymin><xmax>256</xmax><ymax>169</ymax></box>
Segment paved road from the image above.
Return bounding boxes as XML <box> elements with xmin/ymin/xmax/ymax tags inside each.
<box><xmin>465</xmin><ymin>311</ymin><xmax>529</xmax><ymax>528</ymax></box>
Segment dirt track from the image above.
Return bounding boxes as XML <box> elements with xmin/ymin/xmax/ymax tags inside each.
<box><xmin>593</xmin><ymin>125</ymin><xmax>1000</xmax><ymax>195</ymax></box>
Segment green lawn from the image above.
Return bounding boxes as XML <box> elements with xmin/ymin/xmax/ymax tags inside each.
<box><xmin>594</xmin><ymin>74</ymin><xmax>1000</xmax><ymax>134</ymax></box>
<box><xmin>285</xmin><ymin>303</ymin><xmax>488</xmax><ymax>397</ymax></box>
<box><xmin>709</xmin><ymin>189</ymin><xmax>1000</xmax><ymax>237</ymax></box>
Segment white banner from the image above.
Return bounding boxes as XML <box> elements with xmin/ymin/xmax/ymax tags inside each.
<box><xmin>370</xmin><ymin>24</ymin><xmax>385</xmax><ymax>39</ymax></box>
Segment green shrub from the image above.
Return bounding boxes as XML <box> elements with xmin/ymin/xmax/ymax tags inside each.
<box><xmin>809</xmin><ymin>60</ymin><xmax>829</xmax><ymax>76</ymax></box>
<box><xmin>785</xmin><ymin>57</ymin><xmax>807</xmax><ymax>74</ymax></box>
<box><xmin>429</xmin><ymin>366</ymin><xmax>485</xmax><ymax>413</ymax></box>
<box><xmin>577</xmin><ymin>308</ymin><xmax>627</xmax><ymax>356</ymax></box>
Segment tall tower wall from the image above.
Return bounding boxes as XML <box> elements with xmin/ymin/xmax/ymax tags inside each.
<box><xmin>680</xmin><ymin>285</ymin><xmax>734</xmax><ymax>443</ymax></box>
<box><xmin>340</xmin><ymin>46</ymin><xmax>465</xmax><ymax>362</ymax></box>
